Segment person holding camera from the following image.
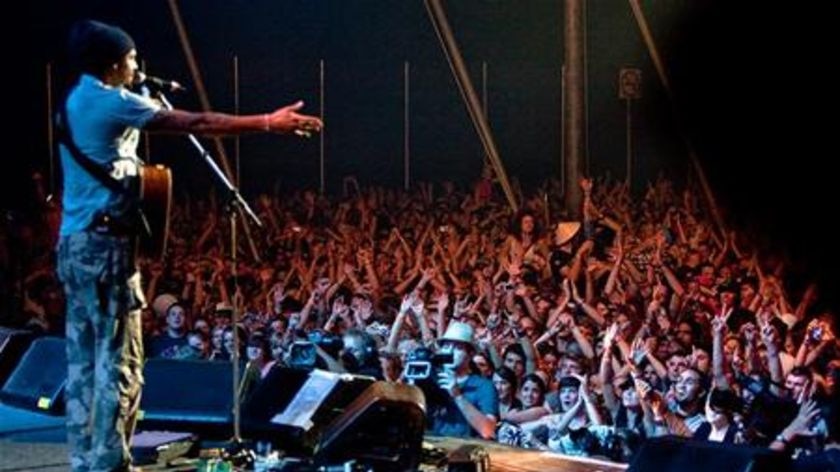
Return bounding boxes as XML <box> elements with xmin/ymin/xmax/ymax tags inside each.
<box><xmin>340</xmin><ymin>328</ymin><xmax>383</xmax><ymax>380</ymax></box>
<box><xmin>427</xmin><ymin>321</ymin><xmax>499</xmax><ymax>439</ymax></box>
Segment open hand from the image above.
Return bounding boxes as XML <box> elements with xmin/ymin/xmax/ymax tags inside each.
<box><xmin>266</xmin><ymin>101</ymin><xmax>323</xmax><ymax>136</ymax></box>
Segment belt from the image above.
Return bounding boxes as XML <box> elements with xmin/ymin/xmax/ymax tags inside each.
<box><xmin>88</xmin><ymin>213</ymin><xmax>134</xmax><ymax>236</ymax></box>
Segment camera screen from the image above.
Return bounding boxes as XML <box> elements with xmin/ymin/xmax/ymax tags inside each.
<box><xmin>288</xmin><ymin>342</ymin><xmax>317</xmax><ymax>369</ymax></box>
<box><xmin>404</xmin><ymin>362</ymin><xmax>431</xmax><ymax>380</ymax></box>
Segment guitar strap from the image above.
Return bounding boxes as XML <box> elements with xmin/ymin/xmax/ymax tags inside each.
<box><xmin>56</xmin><ymin>100</ymin><xmax>152</xmax><ymax>237</ymax></box>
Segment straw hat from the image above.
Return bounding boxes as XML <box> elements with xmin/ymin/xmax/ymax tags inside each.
<box><xmin>554</xmin><ymin>221</ymin><xmax>581</xmax><ymax>246</ymax></box>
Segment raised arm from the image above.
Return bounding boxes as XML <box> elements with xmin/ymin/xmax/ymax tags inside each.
<box><xmin>599</xmin><ymin>324</ymin><xmax>620</xmax><ymax>415</ymax></box>
<box><xmin>711</xmin><ymin>310</ymin><xmax>732</xmax><ymax>389</ymax></box>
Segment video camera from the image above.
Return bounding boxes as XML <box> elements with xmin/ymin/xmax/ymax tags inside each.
<box><xmin>287</xmin><ymin>330</ymin><xmax>344</xmax><ymax>370</ymax></box>
<box><xmin>403</xmin><ymin>347</ymin><xmax>455</xmax><ymax>382</ymax></box>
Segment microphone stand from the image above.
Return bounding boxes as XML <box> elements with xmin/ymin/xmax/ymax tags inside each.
<box><xmin>156</xmin><ymin>91</ymin><xmax>262</xmax><ymax>449</ymax></box>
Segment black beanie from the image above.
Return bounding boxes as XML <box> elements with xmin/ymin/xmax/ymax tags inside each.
<box><xmin>67</xmin><ymin>19</ymin><xmax>135</xmax><ymax>75</ymax></box>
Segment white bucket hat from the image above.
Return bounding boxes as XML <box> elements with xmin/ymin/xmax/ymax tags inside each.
<box><xmin>439</xmin><ymin>321</ymin><xmax>475</xmax><ymax>348</ymax></box>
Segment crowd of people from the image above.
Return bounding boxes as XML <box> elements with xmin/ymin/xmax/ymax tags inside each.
<box><xmin>3</xmin><ymin>171</ymin><xmax>839</xmax><ymax>465</ymax></box>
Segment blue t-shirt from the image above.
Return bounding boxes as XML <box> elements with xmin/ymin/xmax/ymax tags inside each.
<box><xmin>59</xmin><ymin>74</ymin><xmax>161</xmax><ymax>236</ymax></box>
<box><xmin>428</xmin><ymin>373</ymin><xmax>498</xmax><ymax>438</ymax></box>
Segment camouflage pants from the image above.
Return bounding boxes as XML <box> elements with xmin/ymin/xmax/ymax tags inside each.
<box><xmin>57</xmin><ymin>232</ymin><xmax>145</xmax><ymax>472</ymax></box>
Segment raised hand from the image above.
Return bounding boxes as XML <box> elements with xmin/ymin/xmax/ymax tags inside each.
<box><xmin>435</xmin><ymin>292</ymin><xmax>450</xmax><ymax>313</ymax></box>
<box><xmin>630</xmin><ymin>337</ymin><xmax>649</xmax><ymax>366</ymax></box>
<box><xmin>740</xmin><ymin>322</ymin><xmax>757</xmax><ymax>344</ymax></box>
<box><xmin>411</xmin><ymin>295</ymin><xmax>426</xmax><ymax>317</ymax></box>
<box><xmin>453</xmin><ymin>296</ymin><xmax>469</xmax><ymax>319</ymax></box>
<box><xmin>783</xmin><ymin>399</ymin><xmax>821</xmax><ymax>439</ymax></box>
<box><xmin>332</xmin><ymin>297</ymin><xmax>350</xmax><ymax>319</ymax></box>
<box><xmin>571</xmin><ymin>373</ymin><xmax>590</xmax><ymax>397</ymax></box>
<box><xmin>399</xmin><ymin>293</ymin><xmax>416</xmax><ymax>315</ymax></box>
<box><xmin>436</xmin><ymin>368</ymin><xmax>459</xmax><ymax>397</ymax></box>
<box><xmin>759</xmin><ymin>321</ymin><xmax>778</xmax><ymax>352</ymax></box>
<box><xmin>711</xmin><ymin>315</ymin><xmax>727</xmax><ymax>335</ymax></box>
<box><xmin>603</xmin><ymin>323</ymin><xmax>619</xmax><ymax>348</ymax></box>
<box><xmin>633</xmin><ymin>377</ymin><xmax>653</xmax><ymax>400</ymax></box>
<box><xmin>558</xmin><ymin>312</ymin><xmax>576</xmax><ymax>328</ymax></box>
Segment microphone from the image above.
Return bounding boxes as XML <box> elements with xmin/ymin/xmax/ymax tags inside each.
<box><xmin>134</xmin><ymin>71</ymin><xmax>187</xmax><ymax>93</ymax></box>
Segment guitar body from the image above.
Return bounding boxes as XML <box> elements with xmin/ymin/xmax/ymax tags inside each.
<box><xmin>137</xmin><ymin>164</ymin><xmax>172</xmax><ymax>260</ymax></box>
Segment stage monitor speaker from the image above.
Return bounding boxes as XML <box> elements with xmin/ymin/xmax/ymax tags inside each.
<box><xmin>0</xmin><ymin>336</ymin><xmax>67</xmax><ymax>415</ymax></box>
<box><xmin>242</xmin><ymin>367</ymin><xmax>374</xmax><ymax>452</ymax></box>
<box><xmin>138</xmin><ymin>358</ymin><xmax>233</xmax><ymax>436</ymax></box>
<box><xmin>316</xmin><ymin>381</ymin><xmax>426</xmax><ymax>471</ymax></box>
<box><xmin>628</xmin><ymin>436</ymin><xmax>793</xmax><ymax>472</ymax></box>
<box><xmin>242</xmin><ymin>367</ymin><xmax>426</xmax><ymax>471</ymax></box>
<box><xmin>0</xmin><ymin>328</ymin><xmax>34</xmax><ymax>387</ymax></box>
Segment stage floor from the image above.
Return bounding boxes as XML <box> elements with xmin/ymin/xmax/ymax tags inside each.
<box><xmin>0</xmin><ymin>440</ymin><xmax>627</xmax><ymax>472</ymax></box>
<box><xmin>0</xmin><ymin>403</ymin><xmax>627</xmax><ymax>471</ymax></box>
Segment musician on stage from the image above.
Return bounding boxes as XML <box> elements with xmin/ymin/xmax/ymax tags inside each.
<box><xmin>57</xmin><ymin>19</ymin><xmax>321</xmax><ymax>472</ymax></box>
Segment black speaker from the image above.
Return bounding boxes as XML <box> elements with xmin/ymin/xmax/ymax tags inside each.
<box><xmin>629</xmin><ymin>436</ymin><xmax>793</xmax><ymax>472</ymax></box>
<box><xmin>0</xmin><ymin>336</ymin><xmax>67</xmax><ymax>415</ymax></box>
<box><xmin>0</xmin><ymin>328</ymin><xmax>34</xmax><ymax>387</ymax></box>
<box><xmin>242</xmin><ymin>367</ymin><xmax>426</xmax><ymax>471</ymax></box>
<box><xmin>242</xmin><ymin>366</ymin><xmax>375</xmax><ymax>454</ymax></box>
<box><xmin>138</xmin><ymin>358</ymin><xmax>233</xmax><ymax>436</ymax></box>
<box><xmin>316</xmin><ymin>382</ymin><xmax>426</xmax><ymax>471</ymax></box>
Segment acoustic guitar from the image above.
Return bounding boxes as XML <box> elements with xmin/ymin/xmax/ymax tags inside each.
<box><xmin>137</xmin><ymin>164</ymin><xmax>172</xmax><ymax>261</ymax></box>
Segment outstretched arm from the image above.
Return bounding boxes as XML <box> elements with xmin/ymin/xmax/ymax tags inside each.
<box><xmin>145</xmin><ymin>101</ymin><xmax>322</xmax><ymax>136</ymax></box>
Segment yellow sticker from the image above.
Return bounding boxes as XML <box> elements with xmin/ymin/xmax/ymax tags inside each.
<box><xmin>37</xmin><ymin>397</ymin><xmax>51</xmax><ymax>410</ymax></box>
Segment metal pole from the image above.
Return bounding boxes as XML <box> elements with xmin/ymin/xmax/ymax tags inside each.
<box><xmin>582</xmin><ymin>0</ymin><xmax>591</xmax><ymax>176</ymax></box>
<box><xmin>626</xmin><ymin>98</ymin><xmax>632</xmax><ymax>187</ymax></box>
<box><xmin>482</xmin><ymin>61</ymin><xmax>488</xmax><ymax>118</ymax></box>
<box><xmin>560</xmin><ymin>64</ymin><xmax>566</xmax><ymax>198</ymax></box>
<box><xmin>234</xmin><ymin>55</ymin><xmax>240</xmax><ymax>186</ymax></box>
<box><xmin>229</xmin><ymin>210</ymin><xmax>241</xmax><ymax>443</ymax></box>
<box><xmin>404</xmin><ymin>61</ymin><xmax>410</xmax><ymax>191</ymax></box>
<box><xmin>141</xmin><ymin>59</ymin><xmax>151</xmax><ymax>162</ymax></box>
<box><xmin>563</xmin><ymin>0</ymin><xmax>586</xmax><ymax>218</ymax></box>
<box><xmin>319</xmin><ymin>59</ymin><xmax>325</xmax><ymax>194</ymax></box>
<box><xmin>167</xmin><ymin>0</ymin><xmax>260</xmax><ymax>262</ymax></box>
<box><xmin>627</xmin><ymin>0</ymin><xmax>726</xmax><ymax>234</ymax></box>
<box><xmin>46</xmin><ymin>63</ymin><xmax>55</xmax><ymax>196</ymax></box>
<box><xmin>424</xmin><ymin>0</ymin><xmax>518</xmax><ymax>211</ymax></box>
